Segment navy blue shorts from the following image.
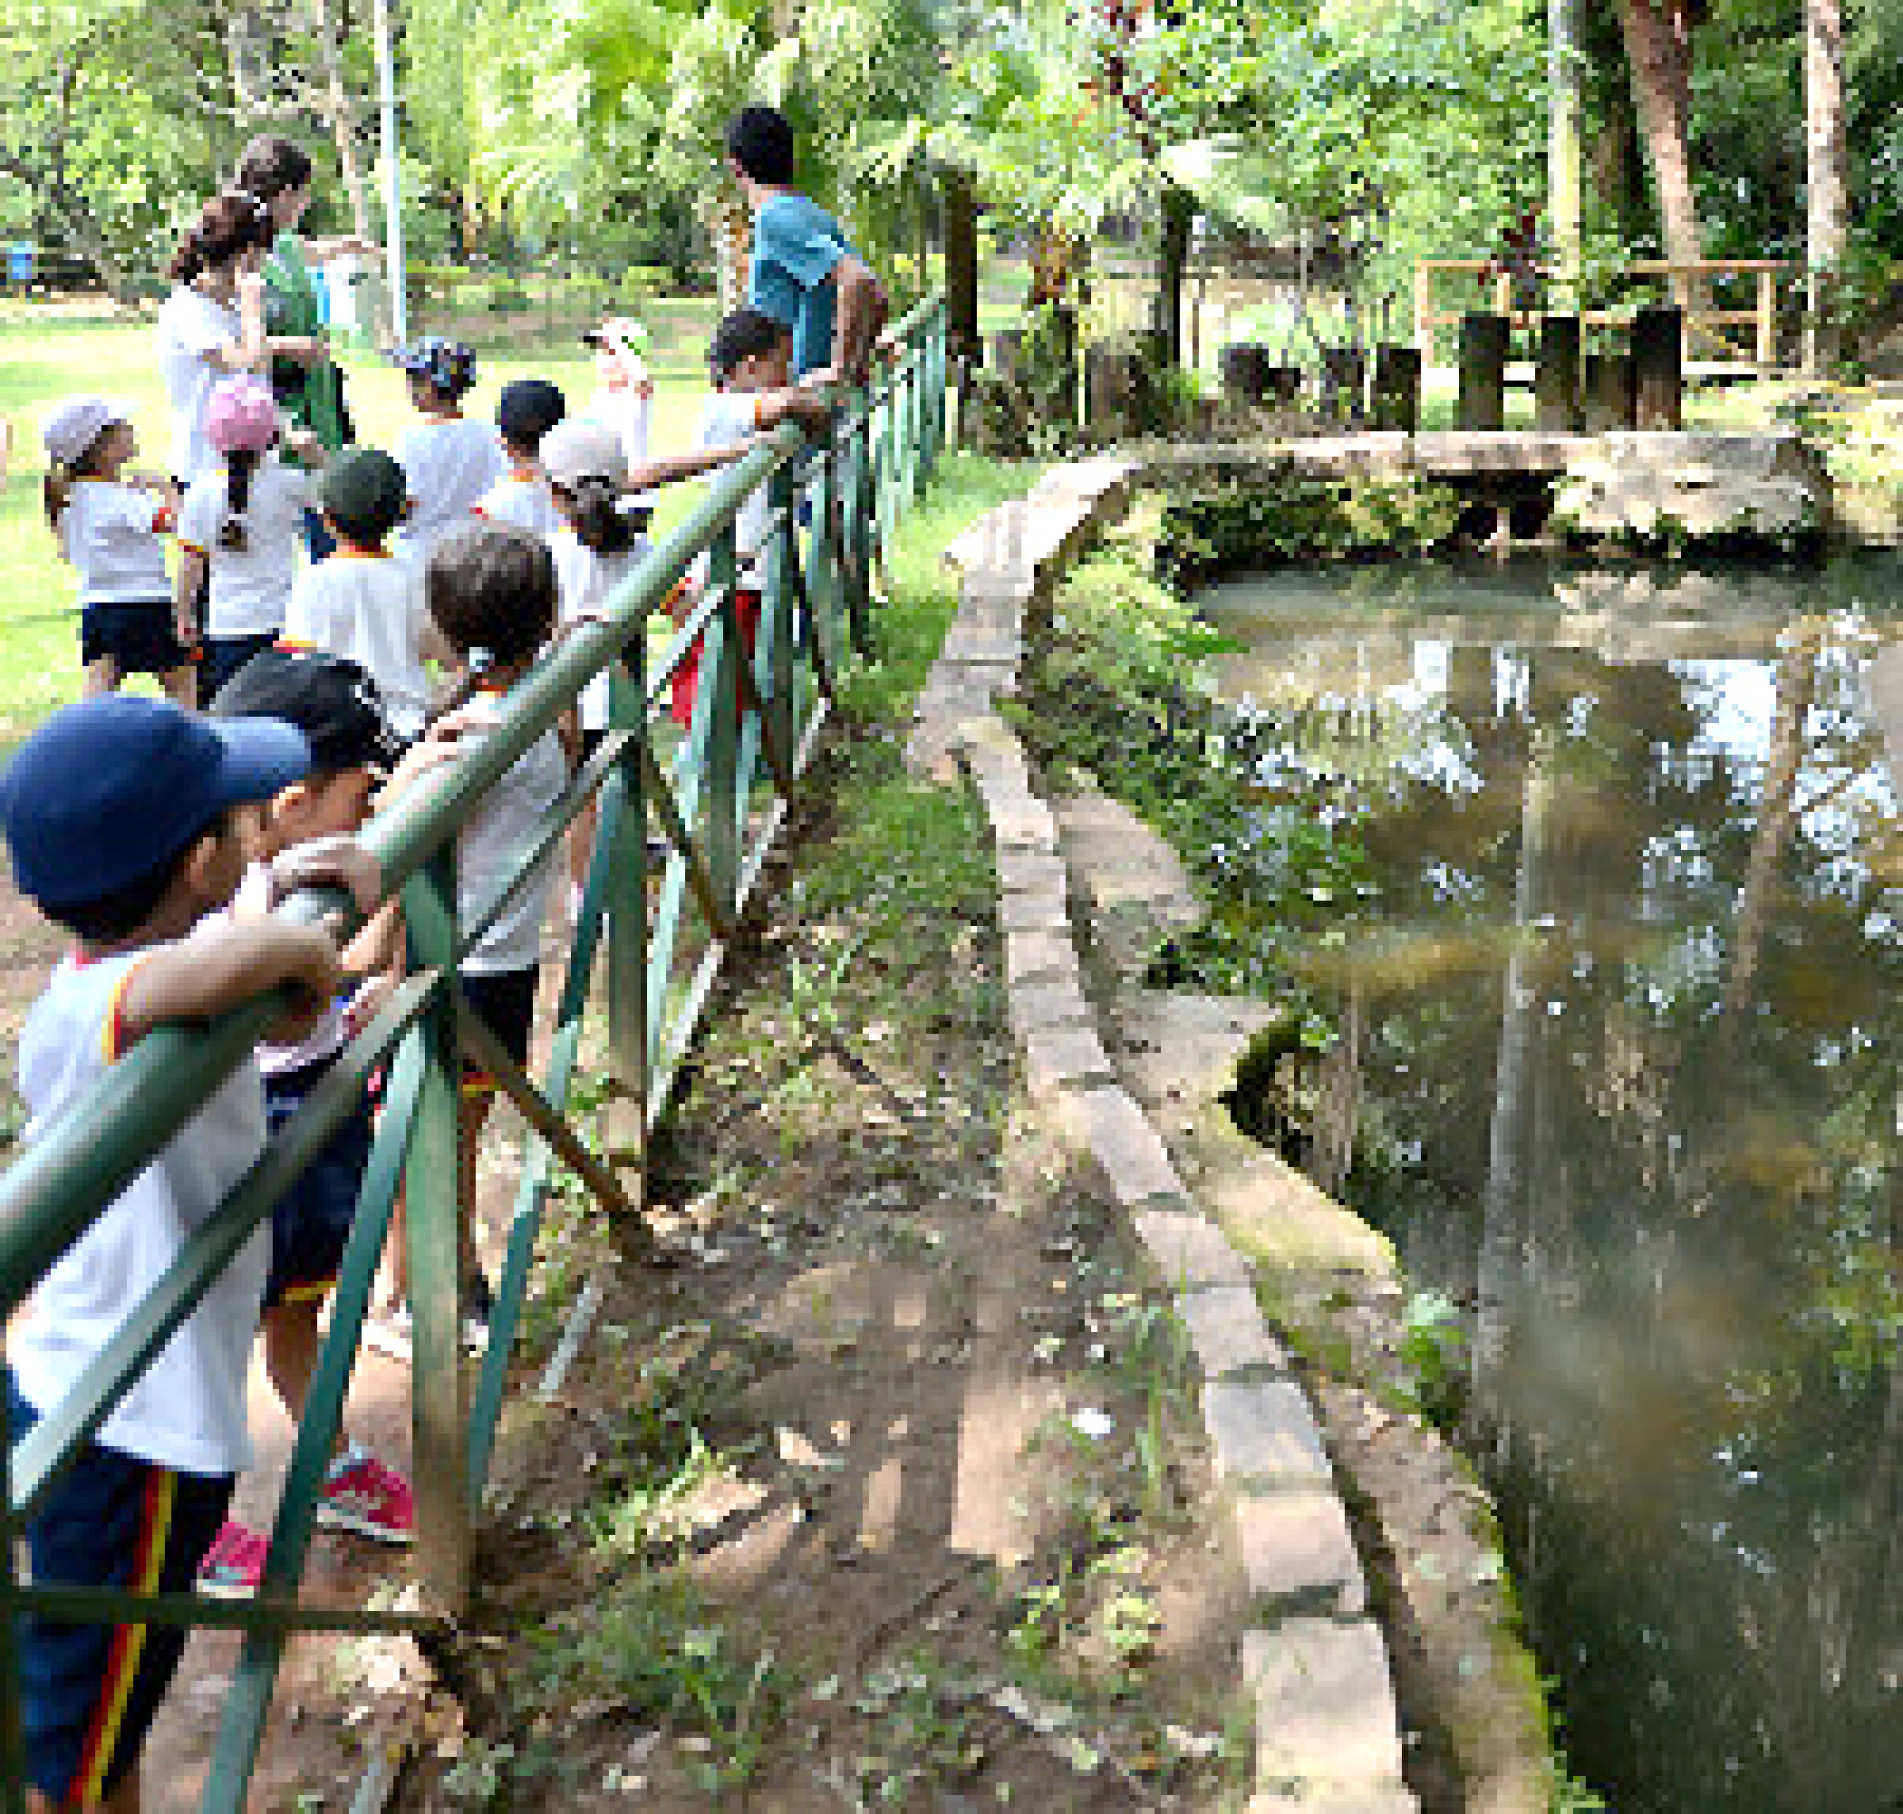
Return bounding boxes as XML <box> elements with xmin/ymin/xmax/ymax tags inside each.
<box><xmin>460</xmin><ymin>966</ymin><xmax>538</xmax><ymax>1097</ymax></box>
<box><xmin>263</xmin><ymin>1059</ymin><xmax>375</xmax><ymax>1308</ymax></box>
<box><xmin>200</xmin><ymin>631</ymin><xmax>278</xmax><ymax>704</ymax></box>
<box><xmin>7</xmin><ymin>1374</ymin><xmax>234</xmax><ymax>1805</ymax></box>
<box><xmin>80</xmin><ymin>600</ymin><xmax>192</xmax><ymax>675</ymax></box>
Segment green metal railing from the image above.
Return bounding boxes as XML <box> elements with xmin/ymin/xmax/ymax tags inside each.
<box><xmin>0</xmin><ymin>295</ymin><xmax>948</xmax><ymax>1810</ymax></box>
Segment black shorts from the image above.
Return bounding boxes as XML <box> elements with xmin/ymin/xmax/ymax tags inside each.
<box><xmin>200</xmin><ymin>632</ymin><xmax>278</xmax><ymax>704</ymax></box>
<box><xmin>80</xmin><ymin>600</ymin><xmax>192</xmax><ymax>675</ymax></box>
<box><xmin>460</xmin><ymin>966</ymin><xmax>538</xmax><ymax>1096</ymax></box>
<box><xmin>262</xmin><ymin>1058</ymin><xmax>376</xmax><ymax>1308</ymax></box>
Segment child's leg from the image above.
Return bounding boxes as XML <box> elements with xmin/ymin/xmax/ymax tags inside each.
<box><xmin>158</xmin><ymin>662</ymin><xmax>196</xmax><ymax>708</ymax></box>
<box><xmin>262</xmin><ymin>1297</ymin><xmax>338</xmax><ymax>1455</ymax></box>
<box><xmin>9</xmin><ymin>1378</ymin><xmax>232</xmax><ymax>1812</ymax></box>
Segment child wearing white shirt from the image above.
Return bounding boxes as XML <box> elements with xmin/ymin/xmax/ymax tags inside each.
<box><xmin>40</xmin><ymin>396</ymin><xmax>193</xmax><ymax>704</ymax></box>
<box><xmin>474</xmin><ymin>378</ymin><xmax>567</xmax><ymax>537</ymax></box>
<box><xmin>285</xmin><ymin>448</ymin><xmax>439</xmax><ymax>739</ymax></box>
<box><xmin>0</xmin><ymin>693</ymin><xmax>367</xmax><ymax>1811</ymax></box>
<box><xmin>176</xmin><ymin>375</ymin><xmax>319</xmax><ymax>702</ymax></box>
<box><xmin>391</xmin><ymin>338</ymin><xmax>507</xmax><ymax>567</ymax></box>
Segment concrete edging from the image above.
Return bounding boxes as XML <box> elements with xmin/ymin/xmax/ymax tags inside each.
<box><xmin>909</xmin><ymin>460</ymin><xmax>1417</xmax><ymax>1812</ymax></box>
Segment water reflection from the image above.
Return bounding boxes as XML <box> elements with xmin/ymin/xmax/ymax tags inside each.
<box><xmin>1200</xmin><ymin>558</ymin><xmax>1903</xmax><ymax>1814</ymax></box>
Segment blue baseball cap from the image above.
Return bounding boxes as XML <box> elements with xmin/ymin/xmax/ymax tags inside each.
<box><xmin>0</xmin><ymin>695</ymin><xmax>310</xmax><ymax>908</ymax></box>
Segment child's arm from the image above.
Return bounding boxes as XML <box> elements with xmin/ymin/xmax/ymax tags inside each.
<box><xmin>115</xmin><ymin>917</ymin><xmax>345</xmax><ymax>1054</ymax></box>
<box><xmin>625</xmin><ymin>440</ymin><xmax>777</xmax><ymax>493</ymax></box>
<box><xmin>173</xmin><ymin>545</ymin><xmax>207</xmax><ymax>647</ymax></box>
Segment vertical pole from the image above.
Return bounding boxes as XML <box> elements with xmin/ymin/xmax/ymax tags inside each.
<box><xmin>605</xmin><ymin>661</ymin><xmax>648</xmax><ymax>1192</ymax></box>
<box><xmin>372</xmin><ymin>0</ymin><xmax>407</xmax><ymax>346</ymax></box>
<box><xmin>845</xmin><ymin>399</ymin><xmax>874</xmax><ymax>655</ymax></box>
<box><xmin>1</xmin><ymin>1390</ymin><xmax>26</xmax><ymax>1814</ymax></box>
<box><xmin>1535</xmin><ymin>315</ymin><xmax>1583</xmax><ymax>431</ymax></box>
<box><xmin>703</xmin><ymin>526</ymin><xmax>740</xmax><ymax>914</ymax></box>
<box><xmin>1633</xmin><ymin>304</ymin><xmax>1683</xmax><ymax>429</ymax></box>
<box><xmin>1458</xmin><ymin>312</ymin><xmax>1509</xmax><ymax>431</ymax></box>
<box><xmin>1549</xmin><ymin>0</ymin><xmax>1584</xmax><ymax>309</ymax></box>
<box><xmin>765</xmin><ymin>464</ymin><xmax>797</xmax><ymax>771</ymax></box>
<box><xmin>807</xmin><ymin>442</ymin><xmax>840</xmax><ymax>683</ymax></box>
<box><xmin>401</xmin><ymin>858</ymin><xmax>468</xmax><ymax>1612</ymax></box>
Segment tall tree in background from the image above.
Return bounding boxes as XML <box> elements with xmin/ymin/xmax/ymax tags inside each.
<box><xmin>1805</xmin><ymin>0</ymin><xmax>1847</xmax><ymax>368</ymax></box>
<box><xmin>1613</xmin><ymin>0</ymin><xmax>1703</xmax><ymax>285</ymax></box>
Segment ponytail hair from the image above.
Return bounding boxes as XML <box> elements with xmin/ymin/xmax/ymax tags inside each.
<box><xmin>563</xmin><ymin>477</ymin><xmax>637</xmax><ymax>556</ymax></box>
<box><xmin>41</xmin><ymin>430</ymin><xmax>113</xmax><ymax>534</ymax></box>
<box><xmin>217</xmin><ymin>448</ymin><xmax>260</xmax><ymax>553</ymax></box>
<box><xmin>169</xmin><ymin>189</ymin><xmax>275</xmax><ymax>285</ymax></box>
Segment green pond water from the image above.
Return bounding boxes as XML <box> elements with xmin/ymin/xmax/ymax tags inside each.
<box><xmin>1199</xmin><ymin>558</ymin><xmax>1902</xmax><ymax>1814</ymax></box>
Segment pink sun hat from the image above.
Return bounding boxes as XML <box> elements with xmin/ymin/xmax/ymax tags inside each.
<box><xmin>206</xmin><ymin>375</ymin><xmax>281</xmax><ymax>455</ymax></box>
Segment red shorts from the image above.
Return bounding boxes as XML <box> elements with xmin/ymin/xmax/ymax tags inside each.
<box><xmin>670</xmin><ymin>586</ymin><xmax>762</xmax><ymax>730</ymax></box>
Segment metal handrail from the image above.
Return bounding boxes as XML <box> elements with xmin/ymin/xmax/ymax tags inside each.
<box><xmin>0</xmin><ymin>292</ymin><xmax>948</xmax><ymax>1811</ymax></box>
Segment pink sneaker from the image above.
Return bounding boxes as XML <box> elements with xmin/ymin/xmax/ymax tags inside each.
<box><xmin>198</xmin><ymin>1519</ymin><xmax>267</xmax><ymax>1599</ymax></box>
<box><xmin>317</xmin><ymin>1450</ymin><xmax>415</xmax><ymax>1544</ymax></box>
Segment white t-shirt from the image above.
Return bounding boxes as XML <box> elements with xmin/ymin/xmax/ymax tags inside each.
<box><xmin>179</xmin><ymin>455</ymin><xmax>314</xmax><ymax>638</ymax></box>
<box><xmin>285</xmin><ymin>551</ymin><xmax>432</xmax><ymax>738</ymax></box>
<box><xmin>394</xmin><ymin>418</ymin><xmax>507</xmax><ymax>566</ymax></box>
<box><xmin>695</xmin><ymin>391</ymin><xmax>771</xmax><ymax>583</ymax></box>
<box><xmin>551</xmin><ymin>529</ymin><xmax>646</xmax><ymax>732</ymax></box>
<box><xmin>233</xmin><ymin>865</ymin><xmax>354</xmax><ymax>1076</ymax></box>
<box><xmin>156</xmin><ymin>284</ymin><xmax>243</xmax><ymax>485</ymax></box>
<box><xmin>59</xmin><ymin>479</ymin><xmax>173</xmax><ymax>607</ymax></box>
<box><xmin>10</xmin><ymin>947</ymin><xmax>269</xmax><ymax>1474</ymax></box>
<box><xmin>474</xmin><ymin>471</ymin><xmax>563</xmax><ymax>538</ymax></box>
<box><xmin>457</xmin><ymin>693</ymin><xmax>568</xmax><ymax>975</ymax></box>
<box><xmin>584</xmin><ymin>386</ymin><xmax>651</xmax><ymax>471</ymax></box>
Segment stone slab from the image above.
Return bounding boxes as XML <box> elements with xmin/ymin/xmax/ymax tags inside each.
<box><xmin>1005</xmin><ymin>975</ymin><xmax>1095</xmax><ymax>1043</ymax></box>
<box><xmin>985</xmin><ymin>795</ymin><xmax>1058</xmax><ymax>852</ymax></box>
<box><xmin>1232</xmin><ymin>1489</ymin><xmax>1366</xmax><ymax>1616</ymax></box>
<box><xmin>1023</xmin><ymin>1024</ymin><xmax>1116</xmax><ymax>1098</ymax></box>
<box><xmin>1004</xmin><ymin>928</ymin><xmax>1079</xmax><ymax>990</ymax></box>
<box><xmin>940</xmin><ymin>622</ymin><xmax>1025</xmax><ymax>665</ymax></box>
<box><xmin>1204</xmin><ymin>1379</ymin><xmax>1333</xmax><ymax>1490</ymax></box>
<box><xmin>995</xmin><ymin>846</ymin><xmax>1069</xmax><ymax>900</ymax></box>
<box><xmin>1247</xmin><ymin>1788</ymin><xmax>1418</xmax><ymax>1813</ymax></box>
<box><xmin>1130</xmin><ymin>1209</ymin><xmax>1252</xmax><ymax>1288</ymax></box>
<box><xmin>1175</xmin><ymin>1285</ymin><xmax>1289</xmax><ymax>1379</ymax></box>
<box><xmin>998</xmin><ymin>887</ymin><xmax>1068</xmax><ymax>936</ymax></box>
<box><xmin>1243</xmin><ymin>1621</ymin><xmax>1408</xmax><ymax>1797</ymax></box>
<box><xmin>1055</xmin><ymin>1086</ymin><xmax>1185</xmax><ymax>1206</ymax></box>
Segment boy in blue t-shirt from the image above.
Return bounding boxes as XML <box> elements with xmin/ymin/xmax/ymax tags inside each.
<box><xmin>0</xmin><ymin>695</ymin><xmax>375</xmax><ymax>1812</ymax></box>
<box><xmin>724</xmin><ymin>104</ymin><xmax>888</xmax><ymax>383</ymax></box>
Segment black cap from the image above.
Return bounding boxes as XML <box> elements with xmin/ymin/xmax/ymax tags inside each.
<box><xmin>321</xmin><ymin>448</ymin><xmax>409</xmax><ymax>545</ymax></box>
<box><xmin>496</xmin><ymin>378</ymin><xmax>567</xmax><ymax>447</ymax></box>
<box><xmin>210</xmin><ymin>649</ymin><xmax>404</xmax><ymax>773</ymax></box>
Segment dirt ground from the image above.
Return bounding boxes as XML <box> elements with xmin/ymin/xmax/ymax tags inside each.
<box><xmin>2</xmin><ymin>742</ymin><xmax>1260</xmax><ymax>1810</ymax></box>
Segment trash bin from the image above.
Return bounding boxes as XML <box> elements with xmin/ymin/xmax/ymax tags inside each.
<box><xmin>6</xmin><ymin>244</ymin><xmax>34</xmax><ymax>289</ymax></box>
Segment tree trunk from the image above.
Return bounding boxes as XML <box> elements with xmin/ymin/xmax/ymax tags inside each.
<box><xmin>711</xmin><ymin>194</ymin><xmax>751</xmax><ymax>314</ymax></box>
<box><xmin>1549</xmin><ymin>0</ymin><xmax>1585</xmax><ymax>304</ymax></box>
<box><xmin>1613</xmin><ymin>0</ymin><xmax>1703</xmax><ymax>297</ymax></box>
<box><xmin>309</xmin><ymin>0</ymin><xmax>376</xmax><ymax>245</ymax></box>
<box><xmin>942</xmin><ymin>166</ymin><xmax>979</xmax><ymax>364</ymax></box>
<box><xmin>1153</xmin><ymin>182</ymin><xmax>1195</xmax><ymax>368</ymax></box>
<box><xmin>1805</xmin><ymin>0</ymin><xmax>1848</xmax><ymax>371</ymax></box>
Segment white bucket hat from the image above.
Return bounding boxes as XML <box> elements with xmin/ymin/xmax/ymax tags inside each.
<box><xmin>540</xmin><ymin>418</ymin><xmax>628</xmax><ymax>491</ymax></box>
<box><xmin>42</xmin><ymin>396</ymin><xmax>131</xmax><ymax>468</ymax></box>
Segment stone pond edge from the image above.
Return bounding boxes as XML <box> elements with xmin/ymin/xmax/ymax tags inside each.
<box><xmin>909</xmin><ymin>455</ymin><xmax>1419</xmax><ymax>1811</ymax></box>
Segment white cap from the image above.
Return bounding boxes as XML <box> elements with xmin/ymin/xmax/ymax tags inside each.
<box><xmin>42</xmin><ymin>396</ymin><xmax>130</xmax><ymax>468</ymax></box>
<box><xmin>540</xmin><ymin>418</ymin><xmax>628</xmax><ymax>491</ymax></box>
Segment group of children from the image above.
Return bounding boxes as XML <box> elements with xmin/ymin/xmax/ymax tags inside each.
<box><xmin>7</xmin><ymin>304</ymin><xmax>828</xmax><ymax>1809</ymax></box>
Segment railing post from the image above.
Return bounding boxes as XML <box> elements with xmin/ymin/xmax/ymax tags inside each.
<box><xmin>605</xmin><ymin>663</ymin><xmax>648</xmax><ymax>1190</ymax></box>
<box><xmin>703</xmin><ymin>525</ymin><xmax>740</xmax><ymax>913</ymax></box>
<box><xmin>806</xmin><ymin>444</ymin><xmax>841</xmax><ymax>685</ymax></box>
<box><xmin>401</xmin><ymin>854</ymin><xmax>470</xmax><ymax>1613</ymax></box>
<box><xmin>843</xmin><ymin>398</ymin><xmax>874</xmax><ymax>656</ymax></box>
<box><xmin>764</xmin><ymin>463</ymin><xmax>798</xmax><ymax>767</ymax></box>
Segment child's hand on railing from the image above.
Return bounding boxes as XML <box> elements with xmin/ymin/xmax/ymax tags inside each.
<box><xmin>264</xmin><ymin>836</ymin><xmax>383</xmax><ymax>932</ymax></box>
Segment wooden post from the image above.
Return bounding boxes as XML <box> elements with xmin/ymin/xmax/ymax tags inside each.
<box><xmin>1321</xmin><ymin>346</ymin><xmax>1365</xmax><ymax>423</ymax></box>
<box><xmin>1459</xmin><ymin>312</ymin><xmax>1509</xmax><ymax>430</ymax></box>
<box><xmin>1633</xmin><ymin>304</ymin><xmax>1683</xmax><ymax>429</ymax></box>
<box><xmin>1583</xmin><ymin>352</ymin><xmax>1637</xmax><ymax>430</ymax></box>
<box><xmin>1756</xmin><ymin>268</ymin><xmax>1777</xmax><ymax>371</ymax></box>
<box><xmin>1535</xmin><ymin>315</ymin><xmax>1583</xmax><ymax>431</ymax></box>
<box><xmin>1371</xmin><ymin>345</ymin><xmax>1422</xmax><ymax>431</ymax></box>
<box><xmin>942</xmin><ymin>169</ymin><xmax>980</xmax><ymax>364</ymax></box>
<box><xmin>1414</xmin><ymin>262</ymin><xmax>1435</xmax><ymax>363</ymax></box>
<box><xmin>1220</xmin><ymin>343</ymin><xmax>1273</xmax><ymax>408</ymax></box>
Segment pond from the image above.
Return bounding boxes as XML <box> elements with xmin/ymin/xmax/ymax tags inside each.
<box><xmin>1198</xmin><ymin>558</ymin><xmax>1903</xmax><ymax>1814</ymax></box>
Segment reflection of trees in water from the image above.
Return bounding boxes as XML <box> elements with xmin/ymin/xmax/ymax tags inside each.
<box><xmin>1238</xmin><ymin>582</ymin><xmax>1902</xmax><ymax>1811</ymax></box>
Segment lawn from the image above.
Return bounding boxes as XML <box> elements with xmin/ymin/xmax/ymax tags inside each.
<box><xmin>0</xmin><ymin>301</ymin><xmax>723</xmax><ymax>748</ymax></box>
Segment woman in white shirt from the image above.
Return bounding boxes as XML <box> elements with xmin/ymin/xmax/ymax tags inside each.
<box><xmin>154</xmin><ymin>191</ymin><xmax>277</xmax><ymax>489</ymax></box>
